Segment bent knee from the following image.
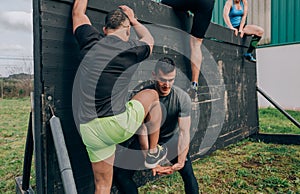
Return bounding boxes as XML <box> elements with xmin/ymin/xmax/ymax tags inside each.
<box><xmin>256</xmin><ymin>26</ymin><xmax>264</xmax><ymax>37</ymax></box>
<box><xmin>138</xmin><ymin>89</ymin><xmax>159</xmax><ymax>100</ymax></box>
<box><xmin>259</xmin><ymin>28</ymin><xmax>264</xmax><ymax>36</ymax></box>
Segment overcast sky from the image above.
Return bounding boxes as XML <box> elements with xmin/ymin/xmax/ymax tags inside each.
<box><xmin>0</xmin><ymin>0</ymin><xmax>33</xmax><ymax>57</ymax></box>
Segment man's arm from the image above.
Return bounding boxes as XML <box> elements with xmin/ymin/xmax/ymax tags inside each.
<box><xmin>152</xmin><ymin>89</ymin><xmax>191</xmax><ymax>175</ymax></box>
<box><xmin>152</xmin><ymin>116</ymin><xmax>191</xmax><ymax>176</ymax></box>
<box><xmin>72</xmin><ymin>0</ymin><xmax>91</xmax><ymax>34</ymax></box>
<box><xmin>172</xmin><ymin>116</ymin><xmax>191</xmax><ymax>171</ymax></box>
<box><xmin>119</xmin><ymin>5</ymin><xmax>154</xmax><ymax>53</ymax></box>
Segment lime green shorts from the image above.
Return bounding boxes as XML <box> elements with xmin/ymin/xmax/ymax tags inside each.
<box><xmin>80</xmin><ymin>100</ymin><xmax>145</xmax><ymax>163</ymax></box>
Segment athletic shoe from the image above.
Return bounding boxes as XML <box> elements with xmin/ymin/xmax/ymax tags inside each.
<box><xmin>144</xmin><ymin>145</ymin><xmax>168</xmax><ymax>169</ymax></box>
<box><xmin>187</xmin><ymin>82</ymin><xmax>198</xmax><ymax>102</ymax></box>
<box><xmin>244</xmin><ymin>53</ymin><xmax>256</xmax><ymax>63</ymax></box>
<box><xmin>191</xmin><ymin>82</ymin><xmax>198</xmax><ymax>91</ymax></box>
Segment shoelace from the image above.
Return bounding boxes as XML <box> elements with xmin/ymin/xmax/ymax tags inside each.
<box><xmin>157</xmin><ymin>145</ymin><xmax>163</xmax><ymax>151</ymax></box>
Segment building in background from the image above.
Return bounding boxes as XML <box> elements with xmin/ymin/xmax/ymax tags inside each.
<box><xmin>212</xmin><ymin>0</ymin><xmax>300</xmax><ymax>45</ymax></box>
<box><xmin>1</xmin><ymin>0</ymin><xmax>299</xmax><ymax>108</ymax></box>
<box><xmin>257</xmin><ymin>43</ymin><xmax>300</xmax><ymax>111</ymax></box>
<box><xmin>211</xmin><ymin>0</ymin><xmax>300</xmax><ymax>110</ymax></box>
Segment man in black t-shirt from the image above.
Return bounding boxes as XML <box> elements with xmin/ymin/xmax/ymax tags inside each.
<box><xmin>72</xmin><ymin>1</ymin><xmax>167</xmax><ymax>193</ymax></box>
<box><xmin>114</xmin><ymin>57</ymin><xmax>199</xmax><ymax>194</ymax></box>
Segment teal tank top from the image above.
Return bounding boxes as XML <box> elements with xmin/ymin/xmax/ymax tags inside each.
<box><xmin>229</xmin><ymin>0</ymin><xmax>244</xmax><ymax>28</ymax></box>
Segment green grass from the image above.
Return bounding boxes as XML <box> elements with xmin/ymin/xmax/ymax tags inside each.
<box><xmin>259</xmin><ymin>107</ymin><xmax>300</xmax><ymax>134</ymax></box>
<box><xmin>139</xmin><ymin>108</ymin><xmax>300</xmax><ymax>193</ymax></box>
<box><xmin>139</xmin><ymin>140</ymin><xmax>300</xmax><ymax>193</ymax></box>
<box><xmin>0</xmin><ymin>98</ymin><xmax>299</xmax><ymax>193</ymax></box>
<box><xmin>0</xmin><ymin>97</ymin><xmax>34</xmax><ymax>193</ymax></box>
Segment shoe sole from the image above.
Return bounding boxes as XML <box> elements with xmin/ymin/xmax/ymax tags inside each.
<box><xmin>144</xmin><ymin>150</ymin><xmax>168</xmax><ymax>169</ymax></box>
<box><xmin>244</xmin><ymin>56</ymin><xmax>256</xmax><ymax>63</ymax></box>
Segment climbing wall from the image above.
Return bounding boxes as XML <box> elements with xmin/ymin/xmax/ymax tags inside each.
<box><xmin>29</xmin><ymin>0</ymin><xmax>259</xmax><ymax>193</ymax></box>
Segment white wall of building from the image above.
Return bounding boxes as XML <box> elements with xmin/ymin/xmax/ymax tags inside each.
<box><xmin>257</xmin><ymin>43</ymin><xmax>300</xmax><ymax>110</ymax></box>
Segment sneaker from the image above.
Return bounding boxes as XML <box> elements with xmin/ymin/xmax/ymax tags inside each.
<box><xmin>244</xmin><ymin>53</ymin><xmax>256</xmax><ymax>63</ymax></box>
<box><xmin>144</xmin><ymin>145</ymin><xmax>168</xmax><ymax>169</ymax></box>
<box><xmin>191</xmin><ymin>82</ymin><xmax>198</xmax><ymax>91</ymax></box>
<box><xmin>187</xmin><ymin>82</ymin><xmax>198</xmax><ymax>102</ymax></box>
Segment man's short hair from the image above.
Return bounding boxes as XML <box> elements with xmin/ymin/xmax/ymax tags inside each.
<box><xmin>105</xmin><ymin>8</ymin><xmax>129</xmax><ymax>29</ymax></box>
<box><xmin>154</xmin><ymin>57</ymin><xmax>176</xmax><ymax>74</ymax></box>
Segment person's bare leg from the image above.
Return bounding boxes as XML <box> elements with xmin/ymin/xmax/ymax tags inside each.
<box><xmin>242</xmin><ymin>25</ymin><xmax>264</xmax><ymax>62</ymax></box>
<box><xmin>137</xmin><ymin>124</ymin><xmax>149</xmax><ymax>157</ymax></box>
<box><xmin>242</xmin><ymin>25</ymin><xmax>264</xmax><ymax>37</ymax></box>
<box><xmin>91</xmin><ymin>153</ymin><xmax>115</xmax><ymax>194</ymax></box>
<box><xmin>144</xmin><ymin>103</ymin><xmax>161</xmax><ymax>154</ymax></box>
<box><xmin>190</xmin><ymin>36</ymin><xmax>203</xmax><ymax>84</ymax></box>
<box><xmin>132</xmin><ymin>89</ymin><xmax>161</xmax><ymax>154</ymax></box>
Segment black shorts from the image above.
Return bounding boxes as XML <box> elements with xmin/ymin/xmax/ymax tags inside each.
<box><xmin>162</xmin><ymin>0</ymin><xmax>215</xmax><ymax>38</ymax></box>
<box><xmin>234</xmin><ymin>23</ymin><xmax>247</xmax><ymax>31</ymax></box>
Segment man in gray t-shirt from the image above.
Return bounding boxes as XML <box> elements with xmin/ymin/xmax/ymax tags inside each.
<box><xmin>114</xmin><ymin>57</ymin><xmax>199</xmax><ymax>194</ymax></box>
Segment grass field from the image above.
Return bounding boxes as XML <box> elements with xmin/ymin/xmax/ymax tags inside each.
<box><xmin>0</xmin><ymin>97</ymin><xmax>299</xmax><ymax>193</ymax></box>
<box><xmin>259</xmin><ymin>107</ymin><xmax>300</xmax><ymax>134</ymax></box>
<box><xmin>139</xmin><ymin>140</ymin><xmax>300</xmax><ymax>193</ymax></box>
<box><xmin>0</xmin><ymin>97</ymin><xmax>33</xmax><ymax>193</ymax></box>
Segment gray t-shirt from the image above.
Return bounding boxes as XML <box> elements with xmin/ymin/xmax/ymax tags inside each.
<box><xmin>145</xmin><ymin>84</ymin><xmax>191</xmax><ymax>142</ymax></box>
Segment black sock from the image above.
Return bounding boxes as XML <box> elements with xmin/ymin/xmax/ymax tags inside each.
<box><xmin>247</xmin><ymin>35</ymin><xmax>261</xmax><ymax>54</ymax></box>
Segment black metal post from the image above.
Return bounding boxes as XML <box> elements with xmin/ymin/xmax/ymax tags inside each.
<box><xmin>257</xmin><ymin>86</ymin><xmax>300</xmax><ymax>128</ymax></box>
<box><xmin>22</xmin><ymin>112</ymin><xmax>34</xmax><ymax>191</ymax></box>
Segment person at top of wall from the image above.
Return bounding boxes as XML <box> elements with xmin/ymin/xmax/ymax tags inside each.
<box><xmin>160</xmin><ymin>0</ymin><xmax>215</xmax><ymax>100</ymax></box>
<box><xmin>223</xmin><ymin>0</ymin><xmax>264</xmax><ymax>63</ymax></box>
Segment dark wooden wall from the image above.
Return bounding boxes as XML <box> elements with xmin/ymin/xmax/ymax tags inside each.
<box><xmin>32</xmin><ymin>0</ymin><xmax>258</xmax><ymax>193</ymax></box>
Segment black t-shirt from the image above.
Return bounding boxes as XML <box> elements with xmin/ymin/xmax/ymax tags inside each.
<box><xmin>145</xmin><ymin>84</ymin><xmax>191</xmax><ymax>142</ymax></box>
<box><xmin>73</xmin><ymin>24</ymin><xmax>151</xmax><ymax>124</ymax></box>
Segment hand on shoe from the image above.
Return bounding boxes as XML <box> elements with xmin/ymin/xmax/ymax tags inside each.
<box><xmin>152</xmin><ymin>165</ymin><xmax>174</xmax><ymax>176</ymax></box>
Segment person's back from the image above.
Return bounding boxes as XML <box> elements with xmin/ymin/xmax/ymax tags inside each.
<box><xmin>75</xmin><ymin>30</ymin><xmax>150</xmax><ymax>123</ymax></box>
